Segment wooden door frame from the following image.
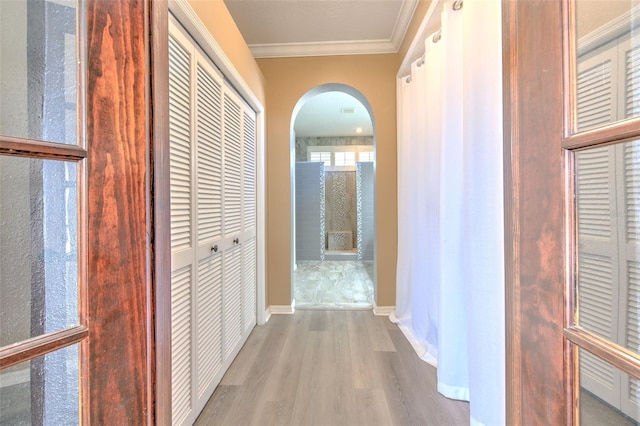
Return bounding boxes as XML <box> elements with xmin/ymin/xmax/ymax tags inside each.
<box><xmin>85</xmin><ymin>0</ymin><xmax>161</xmax><ymax>423</ymax></box>
<box><xmin>502</xmin><ymin>0</ymin><xmax>568</xmax><ymax>424</ymax></box>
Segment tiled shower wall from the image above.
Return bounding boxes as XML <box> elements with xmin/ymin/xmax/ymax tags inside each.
<box><xmin>295</xmin><ymin>162</ymin><xmax>325</xmax><ymax>261</ymax></box>
<box><xmin>295</xmin><ymin>136</ymin><xmax>373</xmax><ymax>161</ymax></box>
<box><xmin>325</xmin><ymin>171</ymin><xmax>357</xmax><ymax>250</ymax></box>
<box><xmin>357</xmin><ymin>162</ymin><xmax>374</xmax><ymax>261</ymax></box>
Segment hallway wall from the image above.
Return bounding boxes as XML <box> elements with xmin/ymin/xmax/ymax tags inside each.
<box><xmin>257</xmin><ymin>54</ymin><xmax>399</xmax><ymax>307</ymax></box>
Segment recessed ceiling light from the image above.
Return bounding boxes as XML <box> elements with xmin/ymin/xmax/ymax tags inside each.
<box><xmin>341</xmin><ymin>107</ymin><xmax>356</xmax><ymax>114</ymax></box>
<box><xmin>355</xmin><ymin>127</ymin><xmax>363</xmax><ymax>133</ymax></box>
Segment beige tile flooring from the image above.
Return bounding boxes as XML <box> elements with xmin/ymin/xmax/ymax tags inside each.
<box><xmin>294</xmin><ymin>260</ymin><xmax>374</xmax><ymax>309</ymax></box>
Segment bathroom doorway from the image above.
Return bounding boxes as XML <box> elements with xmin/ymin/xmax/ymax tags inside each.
<box><xmin>291</xmin><ymin>86</ymin><xmax>376</xmax><ymax>309</ymax></box>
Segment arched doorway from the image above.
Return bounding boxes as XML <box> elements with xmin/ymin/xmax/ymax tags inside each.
<box><xmin>290</xmin><ymin>83</ymin><xmax>376</xmax><ymax>309</ymax></box>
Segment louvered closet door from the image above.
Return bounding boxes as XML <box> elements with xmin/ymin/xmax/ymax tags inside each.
<box><xmin>168</xmin><ymin>29</ymin><xmax>195</xmax><ymax>426</ymax></box>
<box><xmin>576</xmin><ymin>145</ymin><xmax>622</xmax><ymax>408</ymax></box>
<box><xmin>194</xmin><ymin>56</ymin><xmax>224</xmax><ymax>401</ymax></box>
<box><xmin>243</xmin><ymin>110</ymin><xmax>257</xmax><ymax>332</ymax></box>
<box><xmin>169</xmin><ymin>16</ymin><xmax>258</xmax><ymax>425</ymax></box>
<box><xmin>222</xmin><ymin>89</ymin><xmax>244</xmax><ymax>357</ymax></box>
<box><xmin>576</xmin><ymin>38</ymin><xmax>623</xmax><ymax>408</ymax></box>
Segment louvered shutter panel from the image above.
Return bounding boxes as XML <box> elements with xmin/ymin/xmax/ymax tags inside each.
<box><xmin>223</xmin><ymin>94</ymin><xmax>243</xmax><ymax>236</ymax></box>
<box><xmin>622</xmin><ymin>140</ymin><xmax>640</xmax><ymax>420</ymax></box>
<box><xmin>243</xmin><ymin>237</ymin><xmax>257</xmax><ymax>332</ymax></box>
<box><xmin>196</xmin><ymin>255</ymin><xmax>223</xmax><ymax>395</ymax></box>
<box><xmin>625</xmin><ymin>45</ymin><xmax>640</xmax><ymax>118</ymax></box>
<box><xmin>243</xmin><ymin>111</ymin><xmax>256</xmax><ymax>231</ymax></box>
<box><xmin>223</xmin><ymin>246</ymin><xmax>243</xmax><ymax>359</ymax></box>
<box><xmin>169</xmin><ymin>35</ymin><xmax>192</xmax><ymax>253</ymax></box>
<box><xmin>577</xmin><ymin>41</ymin><xmax>616</xmax><ymax>131</ymax></box>
<box><xmin>169</xmin><ymin>33</ymin><xmax>194</xmax><ymax>426</ymax></box>
<box><xmin>577</xmin><ymin>147</ymin><xmax>612</xmax><ymax>240</ymax></box>
<box><xmin>171</xmin><ymin>266</ymin><xmax>192</xmax><ymax>425</ymax></box>
<box><xmin>196</xmin><ymin>63</ymin><xmax>223</xmax><ymax>243</ymax></box>
<box><xmin>576</xmin><ymin>146</ymin><xmax>620</xmax><ymax>407</ymax></box>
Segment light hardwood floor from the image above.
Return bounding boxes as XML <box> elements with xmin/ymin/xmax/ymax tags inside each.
<box><xmin>195</xmin><ymin>310</ymin><xmax>470</xmax><ymax>425</ymax></box>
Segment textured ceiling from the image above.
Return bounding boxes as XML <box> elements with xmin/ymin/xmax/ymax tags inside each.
<box><xmin>223</xmin><ymin>0</ymin><xmax>419</xmax><ymax>58</ymax></box>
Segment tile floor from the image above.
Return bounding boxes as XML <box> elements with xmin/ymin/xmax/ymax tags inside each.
<box><xmin>294</xmin><ymin>260</ymin><xmax>374</xmax><ymax>309</ymax></box>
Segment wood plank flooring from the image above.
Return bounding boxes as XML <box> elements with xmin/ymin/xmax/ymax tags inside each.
<box><xmin>195</xmin><ymin>311</ymin><xmax>469</xmax><ymax>425</ymax></box>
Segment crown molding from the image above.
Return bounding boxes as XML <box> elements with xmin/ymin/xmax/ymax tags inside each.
<box><xmin>578</xmin><ymin>4</ymin><xmax>640</xmax><ymax>56</ymax></box>
<box><xmin>391</xmin><ymin>0</ymin><xmax>420</xmax><ymax>51</ymax></box>
<box><xmin>250</xmin><ymin>39</ymin><xmax>398</xmax><ymax>59</ymax></box>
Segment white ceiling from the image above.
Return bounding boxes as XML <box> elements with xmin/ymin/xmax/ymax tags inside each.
<box><xmin>223</xmin><ymin>0</ymin><xmax>419</xmax><ymax>58</ymax></box>
<box><xmin>294</xmin><ymin>91</ymin><xmax>373</xmax><ymax>137</ymax></box>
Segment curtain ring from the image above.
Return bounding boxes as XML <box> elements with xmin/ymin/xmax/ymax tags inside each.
<box><xmin>432</xmin><ymin>30</ymin><xmax>442</xmax><ymax>43</ymax></box>
<box><xmin>453</xmin><ymin>0</ymin><xmax>463</xmax><ymax>10</ymax></box>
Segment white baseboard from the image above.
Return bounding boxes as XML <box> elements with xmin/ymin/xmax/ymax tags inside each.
<box><xmin>268</xmin><ymin>304</ymin><xmax>296</xmax><ymax>316</ymax></box>
<box><xmin>373</xmin><ymin>304</ymin><xmax>395</xmax><ymax>316</ymax></box>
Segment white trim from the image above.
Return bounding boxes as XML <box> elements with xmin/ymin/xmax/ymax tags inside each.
<box><xmin>250</xmin><ymin>39</ymin><xmax>397</xmax><ymax>59</ymax></box>
<box><xmin>397</xmin><ymin>0</ymin><xmax>444</xmax><ymax>78</ymax></box>
<box><xmin>373</xmin><ymin>304</ymin><xmax>395</xmax><ymax>316</ymax></box>
<box><xmin>390</xmin><ymin>0</ymin><xmax>421</xmax><ymax>51</ymax></box>
<box><xmin>268</xmin><ymin>304</ymin><xmax>296</xmax><ymax>315</ymax></box>
<box><xmin>169</xmin><ymin>0</ymin><xmax>267</xmax><ymax>327</ymax></box>
<box><xmin>578</xmin><ymin>5</ymin><xmax>640</xmax><ymax>56</ymax></box>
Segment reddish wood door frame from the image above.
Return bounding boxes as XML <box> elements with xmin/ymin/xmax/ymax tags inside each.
<box><xmin>85</xmin><ymin>0</ymin><xmax>157</xmax><ymax>423</ymax></box>
<box><xmin>503</xmin><ymin>1</ymin><xmax>568</xmax><ymax>424</ymax></box>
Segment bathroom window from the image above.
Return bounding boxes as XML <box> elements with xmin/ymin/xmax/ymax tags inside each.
<box><xmin>334</xmin><ymin>151</ymin><xmax>356</xmax><ymax>166</ymax></box>
<box><xmin>307</xmin><ymin>145</ymin><xmax>373</xmax><ymax>170</ymax></box>
<box><xmin>309</xmin><ymin>151</ymin><xmax>331</xmax><ymax>165</ymax></box>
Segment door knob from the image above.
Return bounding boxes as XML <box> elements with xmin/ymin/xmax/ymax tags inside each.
<box><xmin>211</xmin><ymin>244</ymin><xmax>218</xmax><ymax>253</ymax></box>
<box><xmin>233</xmin><ymin>238</ymin><xmax>239</xmax><ymax>244</ymax></box>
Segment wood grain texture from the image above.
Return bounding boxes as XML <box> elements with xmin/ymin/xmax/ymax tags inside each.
<box><xmin>150</xmin><ymin>0</ymin><xmax>171</xmax><ymax>424</ymax></box>
<box><xmin>194</xmin><ymin>311</ymin><xmax>469</xmax><ymax>426</ymax></box>
<box><xmin>503</xmin><ymin>0</ymin><xmax>567</xmax><ymax>424</ymax></box>
<box><xmin>86</xmin><ymin>0</ymin><xmax>152</xmax><ymax>423</ymax></box>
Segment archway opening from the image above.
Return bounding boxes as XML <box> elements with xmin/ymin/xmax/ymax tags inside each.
<box><xmin>290</xmin><ymin>84</ymin><xmax>376</xmax><ymax>309</ymax></box>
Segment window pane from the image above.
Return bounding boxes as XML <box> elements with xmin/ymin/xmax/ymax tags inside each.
<box><xmin>578</xmin><ymin>347</ymin><xmax>640</xmax><ymax>424</ymax></box>
<box><xmin>575</xmin><ymin>1</ymin><xmax>640</xmax><ymax>132</ymax></box>
<box><xmin>0</xmin><ymin>0</ymin><xmax>77</xmax><ymax>144</ymax></box>
<box><xmin>0</xmin><ymin>344</ymin><xmax>79</xmax><ymax>425</ymax></box>
<box><xmin>0</xmin><ymin>156</ymin><xmax>78</xmax><ymax>347</ymax></box>
<box><xmin>358</xmin><ymin>151</ymin><xmax>373</xmax><ymax>162</ymax></box>
<box><xmin>335</xmin><ymin>151</ymin><xmax>355</xmax><ymax>166</ymax></box>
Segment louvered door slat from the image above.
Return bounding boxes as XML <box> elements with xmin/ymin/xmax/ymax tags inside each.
<box><xmin>196</xmin><ymin>254</ymin><xmax>223</xmax><ymax>395</ymax></box>
<box><xmin>196</xmin><ymin>63</ymin><xmax>223</xmax><ymax>243</ymax></box>
<box><xmin>223</xmin><ymin>94</ymin><xmax>243</xmax><ymax>236</ymax></box>
<box><xmin>169</xmin><ymin>36</ymin><xmax>193</xmax><ymax>252</ymax></box>
<box><xmin>223</xmin><ymin>246</ymin><xmax>243</xmax><ymax>359</ymax></box>
<box><xmin>577</xmin><ymin>147</ymin><xmax>612</xmax><ymax>239</ymax></box>
<box><xmin>579</xmin><ymin>253</ymin><xmax>616</xmax><ymax>339</ymax></box>
<box><xmin>577</xmin><ymin>60</ymin><xmax>615</xmax><ymax>130</ymax></box>
<box><xmin>625</xmin><ymin>142</ymin><xmax>640</xmax><ymax>242</ymax></box>
<box><xmin>626</xmin><ymin>45</ymin><xmax>640</xmax><ymax>117</ymax></box>
<box><xmin>243</xmin><ymin>112</ymin><xmax>256</xmax><ymax>230</ymax></box>
<box><xmin>171</xmin><ymin>266</ymin><xmax>192</xmax><ymax>425</ymax></box>
<box><xmin>243</xmin><ymin>238</ymin><xmax>257</xmax><ymax>332</ymax></box>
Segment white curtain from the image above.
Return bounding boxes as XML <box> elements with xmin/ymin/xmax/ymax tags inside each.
<box><xmin>393</xmin><ymin>1</ymin><xmax>505</xmax><ymax>425</ymax></box>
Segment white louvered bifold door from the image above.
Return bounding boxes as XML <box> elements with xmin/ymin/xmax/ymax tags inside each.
<box><xmin>169</xmin><ymin>17</ymin><xmax>258</xmax><ymax>425</ymax></box>
<box><xmin>576</xmin><ymin>145</ymin><xmax>622</xmax><ymax>409</ymax></box>
<box><xmin>168</xmin><ymin>28</ymin><xmax>194</xmax><ymax>426</ymax></box>
<box><xmin>620</xmin><ymin>139</ymin><xmax>640</xmax><ymax>420</ymax></box>
<box><xmin>194</xmin><ymin>56</ymin><xmax>224</xmax><ymax>401</ymax></box>
<box><xmin>243</xmin><ymin>111</ymin><xmax>257</xmax><ymax>332</ymax></box>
